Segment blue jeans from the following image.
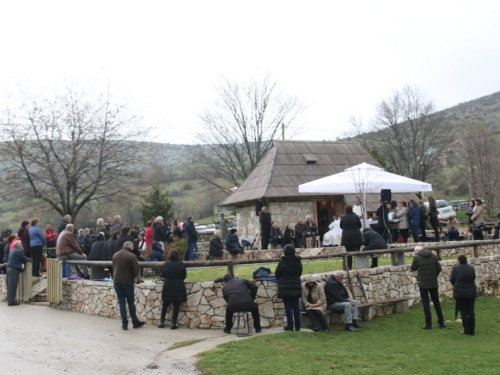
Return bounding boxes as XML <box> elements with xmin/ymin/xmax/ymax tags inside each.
<box><xmin>283</xmin><ymin>296</ymin><xmax>301</xmax><ymax>329</ymax></box>
<box><xmin>114</xmin><ymin>283</ymin><xmax>140</xmax><ymax>326</ymax></box>
<box><xmin>186</xmin><ymin>242</ymin><xmax>198</xmax><ymax>261</ymax></box>
<box><xmin>447</xmin><ymin>229</ymin><xmax>459</xmax><ymax>241</ymax></box>
<box><xmin>410</xmin><ymin>224</ymin><xmax>420</xmax><ymax>242</ymax></box>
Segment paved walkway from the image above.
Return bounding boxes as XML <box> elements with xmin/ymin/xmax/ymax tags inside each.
<box><xmin>0</xmin><ymin>302</ymin><xmax>283</xmax><ymax>375</ymax></box>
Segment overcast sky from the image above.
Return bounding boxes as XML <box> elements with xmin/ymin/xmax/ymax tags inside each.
<box><xmin>1</xmin><ymin>1</ymin><xmax>499</xmax><ymax>144</ymax></box>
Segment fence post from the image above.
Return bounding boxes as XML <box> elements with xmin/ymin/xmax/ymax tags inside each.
<box><xmin>473</xmin><ymin>245</ymin><xmax>479</xmax><ymax>258</ymax></box>
<box><xmin>391</xmin><ymin>252</ymin><xmax>397</xmax><ymax>266</ymax></box>
<box><xmin>436</xmin><ymin>249</ymin><xmax>442</xmax><ymax>261</ymax></box>
<box><xmin>227</xmin><ymin>260</ymin><xmax>234</xmax><ymax>276</ymax></box>
<box><xmin>342</xmin><ymin>255</ymin><xmax>347</xmax><ymax>271</ymax></box>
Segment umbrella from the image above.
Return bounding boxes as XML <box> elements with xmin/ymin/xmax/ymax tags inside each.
<box><xmin>299</xmin><ymin>162</ymin><xmax>433</xmax><ymax>227</ymax></box>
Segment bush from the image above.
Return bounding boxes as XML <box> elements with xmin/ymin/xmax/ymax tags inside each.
<box><xmin>167</xmin><ymin>238</ymin><xmax>188</xmax><ymax>260</ymax></box>
<box><xmin>182</xmin><ymin>183</ymin><xmax>193</xmax><ymax>190</ymax></box>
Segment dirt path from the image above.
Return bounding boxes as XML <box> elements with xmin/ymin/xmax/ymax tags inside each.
<box><xmin>0</xmin><ymin>303</ymin><xmax>283</xmax><ymax>374</ymax></box>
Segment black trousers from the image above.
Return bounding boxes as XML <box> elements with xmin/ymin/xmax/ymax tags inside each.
<box><xmin>419</xmin><ymin>221</ymin><xmax>428</xmax><ymax>242</ymax></box>
<box><xmin>306</xmin><ymin>309</ymin><xmax>329</xmax><ymax>330</ymax></box>
<box><xmin>420</xmin><ymin>287</ymin><xmax>444</xmax><ymax>327</ymax></box>
<box><xmin>456</xmin><ymin>297</ymin><xmax>475</xmax><ymax>335</ymax></box>
<box><xmin>160</xmin><ymin>301</ymin><xmax>180</xmax><ymax>322</ymax></box>
<box><xmin>261</xmin><ymin>227</ymin><xmax>271</xmax><ymax>250</ymax></box>
<box><xmin>345</xmin><ymin>245</ymin><xmax>360</xmax><ymax>270</ymax></box>
<box><xmin>31</xmin><ymin>245</ymin><xmax>43</xmax><ymax>277</ymax></box>
<box><xmin>429</xmin><ymin>218</ymin><xmax>440</xmax><ymax>242</ymax></box>
<box><xmin>225</xmin><ymin>304</ymin><xmax>261</xmax><ymax>330</ymax></box>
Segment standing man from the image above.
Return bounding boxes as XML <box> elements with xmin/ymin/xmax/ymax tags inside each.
<box><xmin>57</xmin><ymin>214</ymin><xmax>72</xmax><ymax>237</ymax></box>
<box><xmin>375</xmin><ymin>200</ymin><xmax>389</xmax><ymax>242</ymax></box>
<box><xmin>353</xmin><ymin>197</ymin><xmax>365</xmax><ymax>220</ymax></box>
<box><xmin>184</xmin><ymin>215</ymin><xmax>198</xmax><ymax>261</ymax></box>
<box><xmin>6</xmin><ymin>241</ymin><xmax>31</xmax><ymax>306</ymax></box>
<box><xmin>259</xmin><ymin>206</ymin><xmax>272</xmax><ymax>250</ymax></box>
<box><xmin>411</xmin><ymin>246</ymin><xmax>446</xmax><ymax>329</ymax></box>
<box><xmin>56</xmin><ymin>224</ymin><xmax>90</xmax><ymax>279</ymax></box>
<box><xmin>220</xmin><ymin>274</ymin><xmax>261</xmax><ymax>334</ymax></box>
<box><xmin>109</xmin><ymin>215</ymin><xmax>123</xmax><ymax>233</ymax></box>
<box><xmin>112</xmin><ymin>241</ymin><xmax>145</xmax><ymax>330</ymax></box>
<box><xmin>302</xmin><ymin>215</ymin><xmax>318</xmax><ymax>247</ymax></box>
<box><xmin>153</xmin><ymin>216</ymin><xmax>168</xmax><ymax>243</ymax></box>
<box><xmin>95</xmin><ymin>218</ymin><xmax>111</xmax><ymax>240</ymax></box>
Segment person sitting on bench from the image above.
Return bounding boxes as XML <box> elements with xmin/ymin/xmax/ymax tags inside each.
<box><xmin>301</xmin><ymin>274</ymin><xmax>329</xmax><ymax>333</ymax></box>
<box><xmin>302</xmin><ymin>215</ymin><xmax>318</xmax><ymax>247</ymax></box>
<box><xmin>225</xmin><ymin>229</ymin><xmax>244</xmax><ymax>259</ymax></box>
<box><xmin>324</xmin><ymin>270</ymin><xmax>364</xmax><ymax>332</ymax></box>
<box><xmin>270</xmin><ymin>222</ymin><xmax>285</xmax><ymax>249</ymax></box>
<box><xmin>209</xmin><ymin>230</ymin><xmax>229</xmax><ymax>260</ymax></box>
<box><xmin>220</xmin><ymin>274</ymin><xmax>261</xmax><ymax>334</ymax></box>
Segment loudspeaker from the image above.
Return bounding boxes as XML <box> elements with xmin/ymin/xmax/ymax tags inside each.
<box><xmin>255</xmin><ymin>202</ymin><xmax>265</xmax><ymax>214</ymax></box>
<box><xmin>381</xmin><ymin>189</ymin><xmax>392</xmax><ymax>203</ymax></box>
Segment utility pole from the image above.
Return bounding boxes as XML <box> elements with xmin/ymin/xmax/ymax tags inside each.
<box><xmin>282</xmin><ymin>122</ymin><xmax>285</xmax><ymax>140</ymax></box>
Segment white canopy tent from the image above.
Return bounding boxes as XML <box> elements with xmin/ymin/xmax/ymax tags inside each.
<box><xmin>298</xmin><ymin>162</ymin><xmax>433</xmax><ymax>227</ymax></box>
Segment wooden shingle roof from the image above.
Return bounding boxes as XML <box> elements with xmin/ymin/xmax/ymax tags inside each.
<box><xmin>221</xmin><ymin>140</ymin><xmax>381</xmax><ymax>206</ymax></box>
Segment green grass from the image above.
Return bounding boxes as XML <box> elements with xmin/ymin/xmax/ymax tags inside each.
<box><xmin>185</xmin><ymin>257</ymin><xmax>455</xmax><ymax>283</ymax></box>
<box><xmin>197</xmin><ymin>297</ymin><xmax>500</xmax><ymax>375</ymax></box>
<box><xmin>168</xmin><ymin>339</ymin><xmax>206</xmax><ymax>350</ymax></box>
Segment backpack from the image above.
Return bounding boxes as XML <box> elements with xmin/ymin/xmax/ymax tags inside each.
<box><xmin>253</xmin><ymin>266</ymin><xmax>273</xmax><ymax>279</ymax></box>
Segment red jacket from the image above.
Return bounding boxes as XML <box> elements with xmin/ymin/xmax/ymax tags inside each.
<box><xmin>145</xmin><ymin>226</ymin><xmax>153</xmax><ymax>247</ymax></box>
<box><xmin>45</xmin><ymin>229</ymin><xmax>57</xmax><ymax>243</ymax></box>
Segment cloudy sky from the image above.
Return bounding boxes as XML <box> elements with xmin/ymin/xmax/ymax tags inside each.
<box><xmin>1</xmin><ymin>0</ymin><xmax>499</xmax><ymax>144</ymax></box>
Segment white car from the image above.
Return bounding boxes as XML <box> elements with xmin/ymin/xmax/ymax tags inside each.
<box><xmin>424</xmin><ymin>200</ymin><xmax>456</xmax><ymax>221</ymax></box>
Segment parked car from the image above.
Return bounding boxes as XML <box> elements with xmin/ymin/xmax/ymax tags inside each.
<box><xmin>194</xmin><ymin>224</ymin><xmax>216</xmax><ymax>235</ymax></box>
<box><xmin>424</xmin><ymin>200</ymin><xmax>456</xmax><ymax>221</ymax></box>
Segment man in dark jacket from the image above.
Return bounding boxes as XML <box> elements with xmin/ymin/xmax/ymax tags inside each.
<box><xmin>362</xmin><ymin>228</ymin><xmax>387</xmax><ymax>268</ymax></box>
<box><xmin>225</xmin><ymin>229</ymin><xmax>243</xmax><ymax>259</ymax></box>
<box><xmin>259</xmin><ymin>206</ymin><xmax>272</xmax><ymax>250</ymax></box>
<box><xmin>184</xmin><ymin>216</ymin><xmax>198</xmax><ymax>261</ymax></box>
<box><xmin>411</xmin><ymin>246</ymin><xmax>446</xmax><ymax>329</ymax></box>
<box><xmin>221</xmin><ymin>274</ymin><xmax>261</xmax><ymax>334</ymax></box>
<box><xmin>324</xmin><ymin>271</ymin><xmax>363</xmax><ymax>332</ymax></box>
<box><xmin>6</xmin><ymin>241</ymin><xmax>31</xmax><ymax>306</ymax></box>
<box><xmin>109</xmin><ymin>215</ymin><xmax>123</xmax><ymax>233</ymax></box>
<box><xmin>209</xmin><ymin>230</ymin><xmax>228</xmax><ymax>260</ymax></box>
<box><xmin>56</xmin><ymin>214</ymin><xmax>72</xmax><ymax>238</ymax></box>
<box><xmin>112</xmin><ymin>241</ymin><xmax>144</xmax><ymax>330</ymax></box>
<box><xmin>153</xmin><ymin>216</ymin><xmax>168</xmax><ymax>243</ymax></box>
<box><xmin>302</xmin><ymin>215</ymin><xmax>318</xmax><ymax>247</ymax></box>
<box><xmin>95</xmin><ymin>218</ymin><xmax>111</xmax><ymax>240</ymax></box>
<box><xmin>375</xmin><ymin>201</ymin><xmax>389</xmax><ymax>242</ymax></box>
<box><xmin>269</xmin><ymin>222</ymin><xmax>284</xmax><ymax>249</ymax></box>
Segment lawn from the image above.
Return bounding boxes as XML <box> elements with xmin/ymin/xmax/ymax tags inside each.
<box><xmin>197</xmin><ymin>297</ymin><xmax>500</xmax><ymax>375</ymax></box>
<box><xmin>184</xmin><ymin>257</ymin><xmax>455</xmax><ymax>283</ymax></box>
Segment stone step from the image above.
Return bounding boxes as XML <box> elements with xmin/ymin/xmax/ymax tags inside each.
<box><xmin>27</xmin><ymin>301</ymin><xmax>50</xmax><ymax>307</ymax></box>
<box><xmin>32</xmin><ymin>292</ymin><xmax>47</xmax><ymax>303</ymax></box>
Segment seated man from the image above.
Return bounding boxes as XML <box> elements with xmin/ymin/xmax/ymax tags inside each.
<box><xmin>56</xmin><ymin>223</ymin><xmax>89</xmax><ymax>279</ymax></box>
<box><xmin>324</xmin><ymin>270</ymin><xmax>364</xmax><ymax>332</ymax></box>
<box><xmin>294</xmin><ymin>220</ymin><xmax>304</xmax><ymax>248</ymax></box>
<box><xmin>302</xmin><ymin>215</ymin><xmax>318</xmax><ymax>247</ymax></box>
<box><xmin>446</xmin><ymin>215</ymin><xmax>460</xmax><ymax>241</ymax></box>
<box><xmin>210</xmin><ymin>230</ymin><xmax>229</xmax><ymax>260</ymax></box>
<box><xmin>149</xmin><ymin>241</ymin><xmax>166</xmax><ymax>262</ymax></box>
<box><xmin>269</xmin><ymin>222</ymin><xmax>285</xmax><ymax>249</ymax></box>
<box><xmin>225</xmin><ymin>229</ymin><xmax>244</xmax><ymax>259</ymax></box>
<box><xmin>220</xmin><ymin>274</ymin><xmax>261</xmax><ymax>334</ymax></box>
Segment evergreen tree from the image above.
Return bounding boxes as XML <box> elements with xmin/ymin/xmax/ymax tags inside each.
<box><xmin>141</xmin><ymin>186</ymin><xmax>173</xmax><ymax>225</ymax></box>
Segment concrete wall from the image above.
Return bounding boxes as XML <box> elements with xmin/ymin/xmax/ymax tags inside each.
<box><xmin>236</xmin><ymin>202</ymin><xmax>314</xmax><ymax>241</ymax></box>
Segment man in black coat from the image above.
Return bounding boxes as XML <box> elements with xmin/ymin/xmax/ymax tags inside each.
<box><xmin>259</xmin><ymin>206</ymin><xmax>272</xmax><ymax>250</ymax></box>
<box><xmin>184</xmin><ymin>216</ymin><xmax>198</xmax><ymax>261</ymax></box>
<box><xmin>153</xmin><ymin>217</ymin><xmax>168</xmax><ymax>243</ymax></box>
<box><xmin>411</xmin><ymin>246</ymin><xmax>446</xmax><ymax>329</ymax></box>
<box><xmin>362</xmin><ymin>228</ymin><xmax>387</xmax><ymax>268</ymax></box>
<box><xmin>324</xmin><ymin>271</ymin><xmax>363</xmax><ymax>332</ymax></box>
<box><xmin>209</xmin><ymin>230</ymin><xmax>228</xmax><ymax>260</ymax></box>
<box><xmin>450</xmin><ymin>255</ymin><xmax>476</xmax><ymax>335</ymax></box>
<box><xmin>221</xmin><ymin>274</ymin><xmax>261</xmax><ymax>334</ymax></box>
<box><xmin>56</xmin><ymin>214</ymin><xmax>72</xmax><ymax>238</ymax></box>
<box><xmin>302</xmin><ymin>215</ymin><xmax>318</xmax><ymax>247</ymax></box>
<box><xmin>340</xmin><ymin>206</ymin><xmax>363</xmax><ymax>270</ymax></box>
<box><xmin>375</xmin><ymin>201</ymin><xmax>389</xmax><ymax>242</ymax></box>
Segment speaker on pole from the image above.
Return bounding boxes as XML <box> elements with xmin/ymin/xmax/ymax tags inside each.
<box><xmin>381</xmin><ymin>189</ymin><xmax>392</xmax><ymax>203</ymax></box>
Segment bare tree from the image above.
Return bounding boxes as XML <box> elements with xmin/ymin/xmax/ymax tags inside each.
<box><xmin>371</xmin><ymin>85</ymin><xmax>455</xmax><ymax>181</ymax></box>
<box><xmin>459</xmin><ymin>120</ymin><xmax>500</xmax><ymax>218</ymax></box>
<box><xmin>0</xmin><ymin>86</ymin><xmax>146</xmax><ymax>220</ymax></box>
<box><xmin>196</xmin><ymin>76</ymin><xmax>304</xmax><ymax>192</ymax></box>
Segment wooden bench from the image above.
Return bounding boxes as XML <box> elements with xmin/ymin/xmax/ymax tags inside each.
<box><xmin>328</xmin><ymin>297</ymin><xmax>413</xmax><ymax>323</ymax></box>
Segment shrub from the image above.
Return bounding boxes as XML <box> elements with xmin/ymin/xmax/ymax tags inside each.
<box><xmin>168</xmin><ymin>238</ymin><xmax>188</xmax><ymax>260</ymax></box>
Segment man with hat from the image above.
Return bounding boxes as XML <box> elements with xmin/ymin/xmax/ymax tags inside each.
<box><xmin>219</xmin><ymin>274</ymin><xmax>261</xmax><ymax>334</ymax></box>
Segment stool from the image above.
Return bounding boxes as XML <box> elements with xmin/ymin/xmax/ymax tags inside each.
<box><xmin>234</xmin><ymin>311</ymin><xmax>252</xmax><ymax>337</ymax></box>
<box><xmin>306</xmin><ymin>237</ymin><xmax>321</xmax><ymax>248</ymax></box>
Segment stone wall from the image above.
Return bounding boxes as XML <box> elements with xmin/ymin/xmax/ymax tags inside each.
<box><xmin>236</xmin><ymin>202</ymin><xmax>314</xmax><ymax>242</ymax></box>
<box><xmin>0</xmin><ymin>275</ymin><xmax>5</xmax><ymax>301</ymax></box>
<box><xmin>48</xmin><ymin>253</ymin><xmax>500</xmax><ymax>329</ymax></box>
